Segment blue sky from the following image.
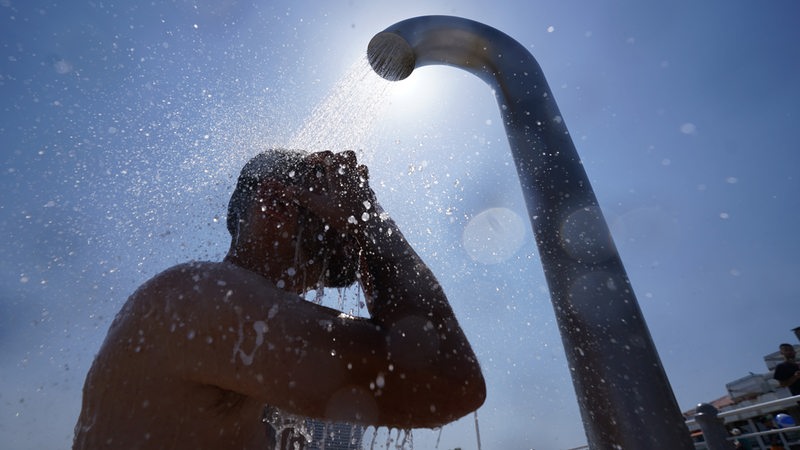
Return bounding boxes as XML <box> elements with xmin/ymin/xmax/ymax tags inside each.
<box><xmin>2</xmin><ymin>1</ymin><xmax>799</xmax><ymax>449</ymax></box>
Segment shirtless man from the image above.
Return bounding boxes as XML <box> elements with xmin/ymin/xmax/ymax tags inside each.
<box><xmin>73</xmin><ymin>149</ymin><xmax>486</xmax><ymax>449</ymax></box>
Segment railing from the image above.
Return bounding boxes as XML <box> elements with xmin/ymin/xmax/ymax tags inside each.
<box><xmin>686</xmin><ymin>394</ymin><xmax>800</xmax><ymax>450</ymax></box>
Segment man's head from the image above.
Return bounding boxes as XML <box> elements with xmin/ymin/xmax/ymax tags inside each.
<box><xmin>227</xmin><ymin>149</ymin><xmax>359</xmax><ymax>288</ymax></box>
<box><xmin>779</xmin><ymin>343</ymin><xmax>796</xmax><ymax>361</ymax></box>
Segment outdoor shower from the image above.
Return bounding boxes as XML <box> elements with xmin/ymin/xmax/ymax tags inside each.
<box><xmin>367</xmin><ymin>15</ymin><xmax>695</xmax><ymax>449</ymax></box>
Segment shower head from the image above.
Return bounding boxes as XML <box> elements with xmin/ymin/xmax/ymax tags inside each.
<box><xmin>366</xmin><ymin>15</ymin><xmax>508</xmax><ymax>86</ymax></box>
<box><xmin>367</xmin><ymin>32</ymin><xmax>415</xmax><ymax>81</ymax></box>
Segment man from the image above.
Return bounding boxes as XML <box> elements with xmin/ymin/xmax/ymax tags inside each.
<box><xmin>73</xmin><ymin>149</ymin><xmax>486</xmax><ymax>449</ymax></box>
<box><xmin>774</xmin><ymin>343</ymin><xmax>800</xmax><ymax>396</ymax></box>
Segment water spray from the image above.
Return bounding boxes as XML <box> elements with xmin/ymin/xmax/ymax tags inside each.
<box><xmin>367</xmin><ymin>15</ymin><xmax>694</xmax><ymax>449</ymax></box>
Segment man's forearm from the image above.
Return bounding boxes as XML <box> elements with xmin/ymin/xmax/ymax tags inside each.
<box><xmin>357</xmin><ymin>213</ymin><xmax>455</xmax><ymax>326</ymax></box>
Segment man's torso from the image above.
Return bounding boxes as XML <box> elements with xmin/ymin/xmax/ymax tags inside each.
<box><xmin>774</xmin><ymin>360</ymin><xmax>800</xmax><ymax>396</ymax></box>
<box><xmin>74</xmin><ymin>261</ymin><xmax>272</xmax><ymax>449</ymax></box>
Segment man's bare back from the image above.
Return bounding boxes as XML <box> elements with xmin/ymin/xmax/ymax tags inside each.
<box><xmin>74</xmin><ymin>150</ymin><xmax>485</xmax><ymax>449</ymax></box>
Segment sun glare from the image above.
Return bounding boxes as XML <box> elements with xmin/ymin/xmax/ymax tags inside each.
<box><xmin>383</xmin><ymin>67</ymin><xmax>455</xmax><ymax>116</ymax></box>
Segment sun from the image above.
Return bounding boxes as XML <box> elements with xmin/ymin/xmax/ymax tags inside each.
<box><xmin>383</xmin><ymin>66</ymin><xmax>456</xmax><ymax>115</ymax></box>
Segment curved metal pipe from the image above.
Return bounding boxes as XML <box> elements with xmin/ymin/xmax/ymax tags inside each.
<box><xmin>368</xmin><ymin>16</ymin><xmax>694</xmax><ymax>449</ymax></box>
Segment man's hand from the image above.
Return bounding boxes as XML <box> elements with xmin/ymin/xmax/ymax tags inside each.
<box><xmin>292</xmin><ymin>150</ymin><xmax>380</xmax><ymax>237</ymax></box>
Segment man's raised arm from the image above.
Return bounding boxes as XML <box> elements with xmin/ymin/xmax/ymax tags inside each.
<box><xmin>292</xmin><ymin>150</ymin><xmax>485</xmax><ymax>426</ymax></box>
<box><xmin>355</xmin><ymin>204</ymin><xmax>487</xmax><ymax>426</ymax></box>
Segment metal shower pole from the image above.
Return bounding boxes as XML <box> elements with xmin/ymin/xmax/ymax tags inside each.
<box><xmin>367</xmin><ymin>15</ymin><xmax>694</xmax><ymax>449</ymax></box>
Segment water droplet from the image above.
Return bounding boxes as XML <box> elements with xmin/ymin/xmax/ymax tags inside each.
<box><xmin>462</xmin><ymin>207</ymin><xmax>526</xmax><ymax>264</ymax></box>
<box><xmin>680</xmin><ymin>122</ymin><xmax>696</xmax><ymax>134</ymax></box>
<box><xmin>53</xmin><ymin>58</ymin><xmax>73</xmax><ymax>74</ymax></box>
<box><xmin>254</xmin><ymin>321</ymin><xmax>268</xmax><ymax>334</ymax></box>
<box><xmin>268</xmin><ymin>304</ymin><xmax>279</xmax><ymax>319</ymax></box>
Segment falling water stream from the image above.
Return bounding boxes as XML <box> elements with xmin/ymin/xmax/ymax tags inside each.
<box><xmin>288</xmin><ymin>58</ymin><xmax>392</xmax><ymax>158</ymax></box>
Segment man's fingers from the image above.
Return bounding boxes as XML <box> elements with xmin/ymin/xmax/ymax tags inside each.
<box><xmin>357</xmin><ymin>164</ymin><xmax>369</xmax><ymax>182</ymax></box>
<box><xmin>291</xmin><ymin>150</ymin><xmax>375</xmax><ymax>232</ymax></box>
<box><xmin>340</xmin><ymin>150</ymin><xmax>357</xmax><ymax>166</ymax></box>
<box><xmin>305</xmin><ymin>150</ymin><xmax>333</xmax><ymax>164</ymax></box>
<box><xmin>331</xmin><ymin>151</ymin><xmax>358</xmax><ymax>177</ymax></box>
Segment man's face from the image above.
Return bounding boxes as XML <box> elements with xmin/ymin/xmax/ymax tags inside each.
<box><xmin>780</xmin><ymin>345</ymin><xmax>796</xmax><ymax>360</ymax></box>
<box><xmin>299</xmin><ymin>213</ymin><xmax>359</xmax><ymax>288</ymax></box>
<box><xmin>292</xmin><ymin>152</ymin><xmax>360</xmax><ymax>288</ymax></box>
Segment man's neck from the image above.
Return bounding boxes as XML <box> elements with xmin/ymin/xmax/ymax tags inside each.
<box><xmin>224</xmin><ymin>247</ymin><xmax>307</xmax><ymax>295</ymax></box>
<box><xmin>225</xmin><ymin>248</ymin><xmax>273</xmax><ymax>279</ymax></box>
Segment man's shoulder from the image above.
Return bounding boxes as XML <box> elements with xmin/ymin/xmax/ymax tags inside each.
<box><xmin>158</xmin><ymin>260</ymin><xmax>236</xmax><ymax>277</ymax></box>
<box><xmin>144</xmin><ymin>260</ymin><xmax>255</xmax><ymax>287</ymax></box>
<box><xmin>115</xmin><ymin>261</ymin><xmax>287</xmax><ymax>333</ymax></box>
<box><xmin>135</xmin><ymin>260</ymin><xmax>283</xmax><ymax>304</ymax></box>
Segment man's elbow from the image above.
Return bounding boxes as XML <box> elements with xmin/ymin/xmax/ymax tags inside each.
<box><xmin>437</xmin><ymin>367</ymin><xmax>487</xmax><ymax>425</ymax></box>
<box><xmin>383</xmin><ymin>368</ymin><xmax>486</xmax><ymax>429</ymax></box>
<box><xmin>462</xmin><ymin>368</ymin><xmax>487</xmax><ymax>415</ymax></box>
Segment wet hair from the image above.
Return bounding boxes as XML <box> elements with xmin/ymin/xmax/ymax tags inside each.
<box><xmin>227</xmin><ymin>149</ymin><xmax>359</xmax><ymax>288</ymax></box>
<box><xmin>227</xmin><ymin>148</ymin><xmax>306</xmax><ymax>237</ymax></box>
<box><xmin>780</xmin><ymin>343</ymin><xmax>795</xmax><ymax>350</ymax></box>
